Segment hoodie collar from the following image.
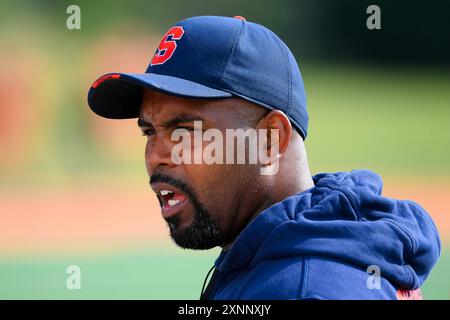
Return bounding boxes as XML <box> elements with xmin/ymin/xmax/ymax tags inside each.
<box><xmin>213</xmin><ymin>169</ymin><xmax>441</xmax><ymax>289</ymax></box>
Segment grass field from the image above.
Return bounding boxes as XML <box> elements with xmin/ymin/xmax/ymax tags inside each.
<box><xmin>0</xmin><ymin>247</ymin><xmax>220</xmax><ymax>300</ymax></box>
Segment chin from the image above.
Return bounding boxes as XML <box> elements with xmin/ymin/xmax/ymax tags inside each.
<box><xmin>168</xmin><ymin>225</ymin><xmax>221</xmax><ymax>250</ymax></box>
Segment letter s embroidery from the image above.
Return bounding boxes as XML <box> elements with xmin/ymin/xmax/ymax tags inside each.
<box><xmin>151</xmin><ymin>26</ymin><xmax>185</xmax><ymax>66</ymax></box>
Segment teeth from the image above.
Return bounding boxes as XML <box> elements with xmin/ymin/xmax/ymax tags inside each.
<box><xmin>168</xmin><ymin>199</ymin><xmax>180</xmax><ymax>207</ymax></box>
<box><xmin>160</xmin><ymin>190</ymin><xmax>173</xmax><ymax>196</ymax></box>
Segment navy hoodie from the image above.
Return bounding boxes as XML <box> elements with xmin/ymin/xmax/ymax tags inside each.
<box><xmin>206</xmin><ymin>170</ymin><xmax>441</xmax><ymax>300</ymax></box>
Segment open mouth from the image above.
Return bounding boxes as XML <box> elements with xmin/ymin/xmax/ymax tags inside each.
<box><xmin>153</xmin><ymin>186</ymin><xmax>189</xmax><ymax>219</ymax></box>
<box><xmin>158</xmin><ymin>189</ymin><xmax>187</xmax><ymax>207</ymax></box>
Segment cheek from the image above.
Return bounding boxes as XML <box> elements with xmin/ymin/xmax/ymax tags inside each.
<box><xmin>186</xmin><ymin>163</ymin><xmax>241</xmax><ymax>212</ymax></box>
<box><xmin>144</xmin><ymin>139</ymin><xmax>151</xmax><ymax>175</ymax></box>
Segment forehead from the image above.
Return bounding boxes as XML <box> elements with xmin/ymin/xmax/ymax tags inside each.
<box><xmin>138</xmin><ymin>88</ymin><xmax>249</xmax><ymax>125</ymax></box>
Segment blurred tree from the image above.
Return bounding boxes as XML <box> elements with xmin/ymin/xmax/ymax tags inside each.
<box><xmin>4</xmin><ymin>0</ymin><xmax>448</xmax><ymax>64</ymax></box>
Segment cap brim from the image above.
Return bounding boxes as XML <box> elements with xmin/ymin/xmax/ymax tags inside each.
<box><xmin>87</xmin><ymin>73</ymin><xmax>233</xmax><ymax>119</ymax></box>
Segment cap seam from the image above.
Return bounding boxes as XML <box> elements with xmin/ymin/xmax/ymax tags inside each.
<box><xmin>281</xmin><ymin>43</ymin><xmax>293</xmax><ymax>114</ymax></box>
<box><xmin>215</xmin><ymin>23</ymin><xmax>240</xmax><ymax>83</ymax></box>
<box><xmin>218</xmin><ymin>20</ymin><xmax>245</xmax><ymax>87</ymax></box>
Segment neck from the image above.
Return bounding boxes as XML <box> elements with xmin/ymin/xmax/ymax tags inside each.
<box><xmin>220</xmin><ymin>161</ymin><xmax>314</xmax><ymax>251</ymax></box>
<box><xmin>266</xmin><ymin>172</ymin><xmax>315</xmax><ymax>215</ymax></box>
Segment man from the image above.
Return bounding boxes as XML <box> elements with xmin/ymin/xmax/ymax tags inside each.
<box><xmin>87</xmin><ymin>16</ymin><xmax>441</xmax><ymax>299</ymax></box>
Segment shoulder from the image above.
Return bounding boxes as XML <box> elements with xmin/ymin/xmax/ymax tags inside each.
<box><xmin>216</xmin><ymin>255</ymin><xmax>399</xmax><ymax>300</ymax></box>
<box><xmin>301</xmin><ymin>256</ymin><xmax>398</xmax><ymax>300</ymax></box>
<box><xmin>214</xmin><ymin>256</ymin><xmax>305</xmax><ymax>299</ymax></box>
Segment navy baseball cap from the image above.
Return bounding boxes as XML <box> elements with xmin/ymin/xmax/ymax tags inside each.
<box><xmin>88</xmin><ymin>15</ymin><xmax>308</xmax><ymax>139</ymax></box>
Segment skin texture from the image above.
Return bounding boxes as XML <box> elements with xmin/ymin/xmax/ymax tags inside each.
<box><xmin>139</xmin><ymin>88</ymin><xmax>314</xmax><ymax>250</ymax></box>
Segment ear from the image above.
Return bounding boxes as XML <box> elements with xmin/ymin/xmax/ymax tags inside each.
<box><xmin>257</xmin><ymin>110</ymin><xmax>292</xmax><ymax>156</ymax></box>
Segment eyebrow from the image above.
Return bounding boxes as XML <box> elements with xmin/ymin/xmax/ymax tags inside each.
<box><xmin>137</xmin><ymin>113</ymin><xmax>205</xmax><ymax>128</ymax></box>
<box><xmin>137</xmin><ymin>118</ymin><xmax>153</xmax><ymax>128</ymax></box>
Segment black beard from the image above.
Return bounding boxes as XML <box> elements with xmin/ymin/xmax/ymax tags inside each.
<box><xmin>150</xmin><ymin>173</ymin><xmax>224</xmax><ymax>249</ymax></box>
<box><xmin>165</xmin><ymin>201</ymin><xmax>222</xmax><ymax>250</ymax></box>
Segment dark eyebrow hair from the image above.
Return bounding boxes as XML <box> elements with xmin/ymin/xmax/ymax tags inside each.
<box><xmin>137</xmin><ymin>113</ymin><xmax>205</xmax><ymax>128</ymax></box>
<box><xmin>137</xmin><ymin>118</ymin><xmax>153</xmax><ymax>128</ymax></box>
<box><xmin>162</xmin><ymin>113</ymin><xmax>205</xmax><ymax>127</ymax></box>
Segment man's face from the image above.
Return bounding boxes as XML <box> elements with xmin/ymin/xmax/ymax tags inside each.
<box><xmin>138</xmin><ymin>88</ymin><xmax>267</xmax><ymax>249</ymax></box>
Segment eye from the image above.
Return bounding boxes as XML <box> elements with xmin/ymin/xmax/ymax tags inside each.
<box><xmin>141</xmin><ymin>128</ymin><xmax>156</xmax><ymax>136</ymax></box>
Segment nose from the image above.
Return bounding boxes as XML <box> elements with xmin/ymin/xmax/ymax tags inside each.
<box><xmin>145</xmin><ymin>134</ymin><xmax>176</xmax><ymax>176</ymax></box>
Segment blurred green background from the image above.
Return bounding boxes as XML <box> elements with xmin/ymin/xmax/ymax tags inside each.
<box><xmin>0</xmin><ymin>0</ymin><xmax>449</xmax><ymax>299</ymax></box>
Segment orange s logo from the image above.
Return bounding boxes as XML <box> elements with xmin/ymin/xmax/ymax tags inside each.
<box><xmin>151</xmin><ymin>26</ymin><xmax>185</xmax><ymax>66</ymax></box>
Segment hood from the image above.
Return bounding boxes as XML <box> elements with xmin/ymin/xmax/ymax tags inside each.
<box><xmin>215</xmin><ymin>169</ymin><xmax>441</xmax><ymax>290</ymax></box>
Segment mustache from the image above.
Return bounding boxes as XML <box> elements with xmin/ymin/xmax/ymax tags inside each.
<box><xmin>149</xmin><ymin>173</ymin><xmax>195</xmax><ymax>199</ymax></box>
